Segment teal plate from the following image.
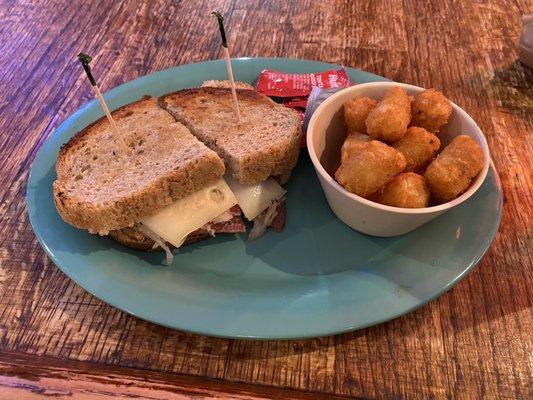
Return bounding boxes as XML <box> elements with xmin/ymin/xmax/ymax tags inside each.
<box><xmin>27</xmin><ymin>58</ymin><xmax>503</xmax><ymax>339</ymax></box>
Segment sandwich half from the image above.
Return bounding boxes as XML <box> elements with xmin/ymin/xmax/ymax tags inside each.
<box><xmin>159</xmin><ymin>85</ymin><xmax>301</xmax><ymax>237</ymax></box>
<box><xmin>53</xmin><ymin>96</ymin><xmax>245</xmax><ymax>262</ymax></box>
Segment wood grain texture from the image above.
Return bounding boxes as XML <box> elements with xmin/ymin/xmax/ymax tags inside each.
<box><xmin>0</xmin><ymin>351</ymin><xmax>353</xmax><ymax>400</ymax></box>
<box><xmin>0</xmin><ymin>0</ymin><xmax>532</xmax><ymax>399</ymax></box>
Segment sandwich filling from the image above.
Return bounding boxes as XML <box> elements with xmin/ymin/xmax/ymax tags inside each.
<box><xmin>225</xmin><ymin>175</ymin><xmax>286</xmax><ymax>239</ymax></box>
<box><xmin>138</xmin><ymin>205</ymin><xmax>246</xmax><ymax>265</ymax></box>
<box><xmin>138</xmin><ymin>176</ymin><xmax>287</xmax><ymax>255</ymax></box>
<box><xmin>141</xmin><ymin>179</ymin><xmax>238</xmax><ymax>248</ymax></box>
<box><xmin>225</xmin><ymin>176</ymin><xmax>285</xmax><ymax>220</ymax></box>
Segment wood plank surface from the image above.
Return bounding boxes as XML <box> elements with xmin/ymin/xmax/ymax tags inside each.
<box><xmin>0</xmin><ymin>351</ymin><xmax>353</xmax><ymax>400</ymax></box>
<box><xmin>0</xmin><ymin>0</ymin><xmax>532</xmax><ymax>399</ymax></box>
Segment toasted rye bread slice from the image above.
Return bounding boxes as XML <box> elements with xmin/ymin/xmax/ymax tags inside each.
<box><xmin>53</xmin><ymin>96</ymin><xmax>225</xmax><ymax>235</ymax></box>
<box><xmin>201</xmin><ymin>80</ymin><xmax>254</xmax><ymax>90</ymax></box>
<box><xmin>159</xmin><ymin>87</ymin><xmax>301</xmax><ymax>184</ymax></box>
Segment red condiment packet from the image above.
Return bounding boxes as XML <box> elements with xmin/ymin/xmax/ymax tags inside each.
<box><xmin>255</xmin><ymin>68</ymin><xmax>351</xmax><ymax>98</ymax></box>
<box><xmin>282</xmin><ymin>96</ymin><xmax>309</xmax><ymax>109</ymax></box>
<box><xmin>256</xmin><ymin>68</ymin><xmax>352</xmax><ymax>148</ymax></box>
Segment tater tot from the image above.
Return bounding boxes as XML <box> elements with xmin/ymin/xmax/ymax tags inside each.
<box><xmin>343</xmin><ymin>97</ymin><xmax>378</xmax><ymax>134</ymax></box>
<box><xmin>341</xmin><ymin>131</ymin><xmax>372</xmax><ymax>163</ymax></box>
<box><xmin>335</xmin><ymin>140</ymin><xmax>406</xmax><ymax>198</ymax></box>
<box><xmin>365</xmin><ymin>87</ymin><xmax>411</xmax><ymax>142</ymax></box>
<box><xmin>392</xmin><ymin>126</ymin><xmax>441</xmax><ymax>172</ymax></box>
<box><xmin>424</xmin><ymin>135</ymin><xmax>484</xmax><ymax>203</ymax></box>
<box><xmin>411</xmin><ymin>89</ymin><xmax>452</xmax><ymax>132</ymax></box>
<box><xmin>374</xmin><ymin>173</ymin><xmax>430</xmax><ymax>208</ymax></box>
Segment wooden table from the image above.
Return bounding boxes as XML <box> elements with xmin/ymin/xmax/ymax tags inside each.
<box><xmin>1</xmin><ymin>0</ymin><xmax>531</xmax><ymax>398</ymax></box>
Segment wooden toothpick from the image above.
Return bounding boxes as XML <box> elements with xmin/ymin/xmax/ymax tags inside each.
<box><xmin>212</xmin><ymin>11</ymin><xmax>241</xmax><ymax>122</ymax></box>
<box><xmin>77</xmin><ymin>53</ymin><xmax>130</xmax><ymax>153</ymax></box>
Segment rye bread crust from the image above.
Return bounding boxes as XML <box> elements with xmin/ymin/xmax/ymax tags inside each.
<box><xmin>109</xmin><ymin>226</ymin><xmax>211</xmax><ymax>250</ymax></box>
<box><xmin>201</xmin><ymin>80</ymin><xmax>255</xmax><ymax>90</ymax></box>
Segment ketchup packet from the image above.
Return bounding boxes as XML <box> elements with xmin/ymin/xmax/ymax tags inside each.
<box><xmin>282</xmin><ymin>97</ymin><xmax>308</xmax><ymax>109</ymax></box>
<box><xmin>255</xmin><ymin>68</ymin><xmax>351</xmax><ymax>98</ymax></box>
<box><xmin>256</xmin><ymin>68</ymin><xmax>352</xmax><ymax>148</ymax></box>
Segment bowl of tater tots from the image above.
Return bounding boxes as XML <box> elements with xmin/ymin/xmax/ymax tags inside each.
<box><xmin>307</xmin><ymin>82</ymin><xmax>490</xmax><ymax>236</ymax></box>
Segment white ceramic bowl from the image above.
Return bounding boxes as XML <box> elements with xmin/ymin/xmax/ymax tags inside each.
<box><xmin>307</xmin><ymin>82</ymin><xmax>490</xmax><ymax>237</ymax></box>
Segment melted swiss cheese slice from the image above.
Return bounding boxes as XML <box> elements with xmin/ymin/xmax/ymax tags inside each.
<box><xmin>225</xmin><ymin>176</ymin><xmax>286</xmax><ymax>220</ymax></box>
<box><xmin>141</xmin><ymin>179</ymin><xmax>237</xmax><ymax>248</ymax></box>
